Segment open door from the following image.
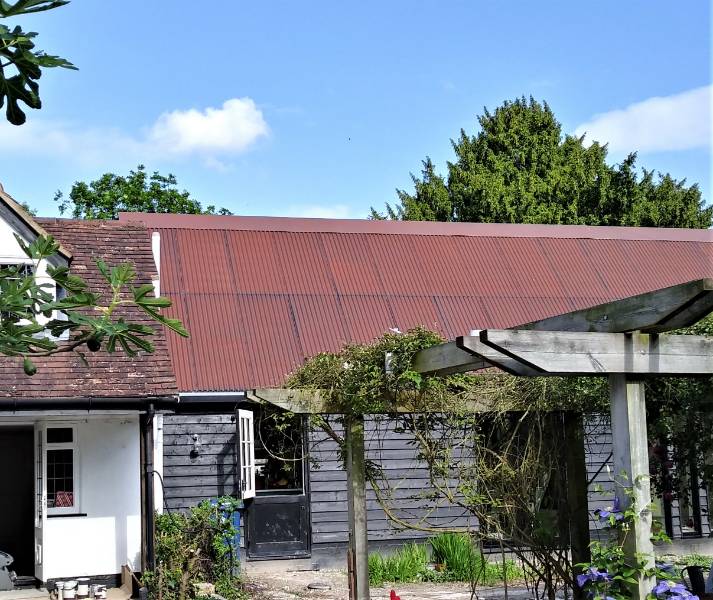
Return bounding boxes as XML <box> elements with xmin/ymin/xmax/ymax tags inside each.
<box><xmin>34</xmin><ymin>424</ymin><xmax>45</xmax><ymax>582</ymax></box>
<box><xmin>237</xmin><ymin>409</ymin><xmax>255</xmax><ymax>500</ymax></box>
<box><xmin>244</xmin><ymin>410</ymin><xmax>311</xmax><ymax>559</ymax></box>
<box><xmin>0</xmin><ymin>427</ymin><xmax>35</xmax><ymax>578</ymax></box>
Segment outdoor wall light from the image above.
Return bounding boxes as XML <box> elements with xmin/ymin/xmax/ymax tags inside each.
<box><xmin>190</xmin><ymin>433</ymin><xmax>202</xmax><ymax>458</ymax></box>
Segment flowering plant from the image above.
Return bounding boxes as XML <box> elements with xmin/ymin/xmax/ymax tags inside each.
<box><xmin>577</xmin><ymin>493</ymin><xmax>673</xmax><ymax>600</ymax></box>
<box><xmin>594</xmin><ymin>496</ymin><xmax>625</xmax><ymax>526</ymax></box>
<box><xmin>652</xmin><ymin>580</ymin><xmax>699</xmax><ymax>600</ymax></box>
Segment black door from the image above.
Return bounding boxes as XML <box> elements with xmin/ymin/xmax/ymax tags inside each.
<box><xmin>243</xmin><ymin>410</ymin><xmax>311</xmax><ymax>559</ymax></box>
<box><xmin>0</xmin><ymin>427</ymin><xmax>35</xmax><ymax>575</ymax></box>
<box><xmin>246</xmin><ymin>494</ymin><xmax>310</xmax><ymax>558</ymax></box>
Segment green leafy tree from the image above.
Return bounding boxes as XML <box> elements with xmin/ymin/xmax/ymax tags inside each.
<box><xmin>55</xmin><ymin>165</ymin><xmax>233</xmax><ymax>219</ymax></box>
<box><xmin>0</xmin><ymin>0</ymin><xmax>76</xmax><ymax>125</ymax></box>
<box><xmin>0</xmin><ymin>233</ymin><xmax>187</xmax><ymax>373</ymax></box>
<box><xmin>374</xmin><ymin>97</ymin><xmax>711</xmax><ymax>228</ymax></box>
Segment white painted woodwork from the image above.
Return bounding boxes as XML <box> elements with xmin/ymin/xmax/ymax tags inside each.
<box><xmin>609</xmin><ymin>375</ymin><xmax>655</xmax><ymax>600</ymax></box>
<box><xmin>25</xmin><ymin>417</ymin><xmax>143</xmax><ymax>580</ymax></box>
<box><xmin>153</xmin><ymin>414</ymin><xmax>164</xmax><ymax>514</ymax></box>
<box><xmin>238</xmin><ymin>409</ymin><xmax>256</xmax><ymax>500</ymax></box>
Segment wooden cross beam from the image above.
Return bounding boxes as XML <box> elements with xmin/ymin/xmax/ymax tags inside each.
<box><xmin>478</xmin><ymin>330</ymin><xmax>713</xmax><ymax>376</ymax></box>
<box><xmin>413</xmin><ymin>279</ymin><xmax>713</xmax><ymax>377</ymax></box>
<box><xmin>519</xmin><ymin>278</ymin><xmax>713</xmax><ymax>334</ymax></box>
<box><xmin>413</xmin><ymin>337</ymin><xmax>541</xmax><ymax>376</ymax></box>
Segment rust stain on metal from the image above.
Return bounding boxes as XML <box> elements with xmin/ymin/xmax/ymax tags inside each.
<box><xmin>119</xmin><ymin>213</ymin><xmax>713</xmax><ymax>392</ymax></box>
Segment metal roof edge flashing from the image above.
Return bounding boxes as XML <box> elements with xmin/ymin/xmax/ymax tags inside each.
<box><xmin>118</xmin><ymin>212</ymin><xmax>713</xmax><ymax>242</ymax></box>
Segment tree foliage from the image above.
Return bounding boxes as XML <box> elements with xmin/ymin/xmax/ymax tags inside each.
<box><xmin>0</xmin><ymin>0</ymin><xmax>76</xmax><ymax>125</ymax></box>
<box><xmin>373</xmin><ymin>97</ymin><xmax>711</xmax><ymax>228</ymax></box>
<box><xmin>55</xmin><ymin>165</ymin><xmax>232</xmax><ymax>219</ymax></box>
<box><xmin>0</xmin><ymin>233</ymin><xmax>187</xmax><ymax>373</ymax></box>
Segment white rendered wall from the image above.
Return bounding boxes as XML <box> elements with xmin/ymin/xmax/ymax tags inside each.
<box><xmin>43</xmin><ymin>418</ymin><xmax>142</xmax><ymax>579</ymax></box>
<box><xmin>0</xmin><ymin>215</ymin><xmax>58</xmax><ymax>326</ymax></box>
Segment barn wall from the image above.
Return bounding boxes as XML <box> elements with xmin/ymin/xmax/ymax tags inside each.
<box><xmin>308</xmin><ymin>417</ymin><xmax>475</xmax><ymax>548</ymax></box>
<box><xmin>309</xmin><ymin>414</ymin><xmax>710</xmax><ymax>551</ymax></box>
<box><xmin>161</xmin><ymin>412</ymin><xmax>709</xmax><ymax>556</ymax></box>
<box><xmin>162</xmin><ymin>414</ymin><xmax>238</xmax><ymax>511</ymax></box>
<box><xmin>583</xmin><ymin>415</ymin><xmax>711</xmax><ymax>540</ymax></box>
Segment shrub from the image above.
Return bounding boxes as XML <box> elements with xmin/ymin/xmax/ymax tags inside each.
<box><xmin>142</xmin><ymin>497</ymin><xmax>245</xmax><ymax>600</ymax></box>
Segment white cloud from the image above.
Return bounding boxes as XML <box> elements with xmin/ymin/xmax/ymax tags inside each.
<box><xmin>284</xmin><ymin>204</ymin><xmax>354</xmax><ymax>219</ymax></box>
<box><xmin>148</xmin><ymin>98</ymin><xmax>268</xmax><ymax>155</ymax></box>
<box><xmin>0</xmin><ymin>97</ymin><xmax>269</xmax><ymax>168</ymax></box>
<box><xmin>575</xmin><ymin>85</ymin><xmax>711</xmax><ymax>153</ymax></box>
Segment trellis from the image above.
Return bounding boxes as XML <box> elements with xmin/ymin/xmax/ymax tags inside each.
<box><xmin>248</xmin><ymin>278</ymin><xmax>713</xmax><ymax>600</ymax></box>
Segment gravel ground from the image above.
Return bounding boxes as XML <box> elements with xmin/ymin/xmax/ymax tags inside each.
<box><xmin>243</xmin><ymin>567</ymin><xmax>534</xmax><ymax>600</ymax></box>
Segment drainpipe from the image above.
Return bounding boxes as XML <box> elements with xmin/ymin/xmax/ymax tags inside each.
<box><xmin>142</xmin><ymin>403</ymin><xmax>156</xmax><ymax>572</ymax></box>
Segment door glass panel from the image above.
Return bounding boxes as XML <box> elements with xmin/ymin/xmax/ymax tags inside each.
<box><xmin>254</xmin><ymin>409</ymin><xmax>304</xmax><ymax>494</ymax></box>
<box><xmin>46</xmin><ymin>448</ymin><xmax>74</xmax><ymax>508</ymax></box>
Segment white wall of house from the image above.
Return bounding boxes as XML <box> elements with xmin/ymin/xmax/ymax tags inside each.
<box><xmin>42</xmin><ymin>417</ymin><xmax>142</xmax><ymax>580</ymax></box>
<box><xmin>0</xmin><ymin>213</ymin><xmax>59</xmax><ymax>327</ymax></box>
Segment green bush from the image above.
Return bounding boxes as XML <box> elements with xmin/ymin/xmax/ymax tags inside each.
<box><xmin>141</xmin><ymin>497</ymin><xmax>245</xmax><ymax>600</ymax></box>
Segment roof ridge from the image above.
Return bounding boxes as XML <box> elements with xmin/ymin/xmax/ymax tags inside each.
<box><xmin>118</xmin><ymin>212</ymin><xmax>713</xmax><ymax>243</ymax></box>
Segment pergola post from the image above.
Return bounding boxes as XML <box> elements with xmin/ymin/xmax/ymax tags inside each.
<box><xmin>609</xmin><ymin>374</ymin><xmax>655</xmax><ymax>600</ymax></box>
<box><xmin>563</xmin><ymin>412</ymin><xmax>591</xmax><ymax>600</ymax></box>
<box><xmin>345</xmin><ymin>413</ymin><xmax>370</xmax><ymax>600</ymax></box>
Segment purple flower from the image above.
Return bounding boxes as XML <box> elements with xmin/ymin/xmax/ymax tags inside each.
<box><xmin>577</xmin><ymin>567</ymin><xmax>611</xmax><ymax>588</ymax></box>
<box><xmin>653</xmin><ymin>580</ymin><xmax>698</xmax><ymax>600</ymax></box>
<box><xmin>594</xmin><ymin>498</ymin><xmax>625</xmax><ymax>522</ymax></box>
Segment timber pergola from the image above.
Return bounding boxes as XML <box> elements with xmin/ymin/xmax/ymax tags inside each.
<box><xmin>248</xmin><ymin>278</ymin><xmax>713</xmax><ymax>600</ymax></box>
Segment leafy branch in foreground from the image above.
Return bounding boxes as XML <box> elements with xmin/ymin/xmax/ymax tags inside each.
<box><xmin>1</xmin><ymin>233</ymin><xmax>187</xmax><ymax>374</ymax></box>
<box><xmin>0</xmin><ymin>0</ymin><xmax>76</xmax><ymax>125</ymax></box>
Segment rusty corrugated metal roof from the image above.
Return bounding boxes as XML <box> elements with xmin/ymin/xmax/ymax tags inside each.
<box><xmin>119</xmin><ymin>213</ymin><xmax>713</xmax><ymax>392</ymax></box>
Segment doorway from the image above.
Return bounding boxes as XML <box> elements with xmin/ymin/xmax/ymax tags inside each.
<box><xmin>244</xmin><ymin>410</ymin><xmax>311</xmax><ymax>559</ymax></box>
<box><xmin>0</xmin><ymin>427</ymin><xmax>35</xmax><ymax>576</ymax></box>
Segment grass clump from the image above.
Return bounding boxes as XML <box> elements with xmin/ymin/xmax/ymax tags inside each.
<box><xmin>369</xmin><ymin>543</ymin><xmax>429</xmax><ymax>586</ymax></box>
<box><xmin>368</xmin><ymin>533</ymin><xmax>522</xmax><ymax>587</ymax></box>
<box><xmin>430</xmin><ymin>533</ymin><xmax>520</xmax><ymax>585</ymax></box>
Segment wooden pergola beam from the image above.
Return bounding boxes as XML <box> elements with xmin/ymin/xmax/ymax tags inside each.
<box><xmin>479</xmin><ymin>330</ymin><xmax>713</xmax><ymax>375</ymax></box>
<box><xmin>247</xmin><ymin>388</ymin><xmax>524</xmax><ymax>415</ymax></box>
<box><xmin>413</xmin><ymin>336</ymin><xmax>542</xmax><ymax>376</ymax></box>
<box><xmin>519</xmin><ymin>278</ymin><xmax>713</xmax><ymax>334</ymax></box>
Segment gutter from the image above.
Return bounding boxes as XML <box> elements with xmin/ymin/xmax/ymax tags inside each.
<box><xmin>0</xmin><ymin>391</ymin><xmax>253</xmax><ymax>414</ymax></box>
<box><xmin>0</xmin><ymin>396</ymin><xmax>178</xmax><ymax>412</ymax></box>
<box><xmin>175</xmin><ymin>391</ymin><xmax>247</xmax><ymax>413</ymax></box>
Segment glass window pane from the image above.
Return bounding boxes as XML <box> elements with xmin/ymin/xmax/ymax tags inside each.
<box><xmin>47</xmin><ymin>428</ymin><xmax>73</xmax><ymax>444</ymax></box>
<box><xmin>47</xmin><ymin>448</ymin><xmax>74</xmax><ymax>508</ymax></box>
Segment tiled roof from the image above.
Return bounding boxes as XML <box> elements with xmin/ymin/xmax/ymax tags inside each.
<box><xmin>120</xmin><ymin>213</ymin><xmax>713</xmax><ymax>393</ymax></box>
<box><xmin>0</xmin><ymin>218</ymin><xmax>178</xmax><ymax>400</ymax></box>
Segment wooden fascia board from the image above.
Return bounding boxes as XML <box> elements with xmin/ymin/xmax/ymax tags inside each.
<box><xmin>0</xmin><ymin>185</ymin><xmax>72</xmax><ymax>263</ymax></box>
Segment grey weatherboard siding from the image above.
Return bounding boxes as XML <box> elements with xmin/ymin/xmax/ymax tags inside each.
<box><xmin>162</xmin><ymin>413</ymin><xmax>710</xmax><ymax>551</ymax></box>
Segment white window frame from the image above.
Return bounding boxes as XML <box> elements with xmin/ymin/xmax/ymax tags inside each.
<box><xmin>45</xmin><ymin>425</ymin><xmax>80</xmax><ymax>516</ymax></box>
<box><xmin>238</xmin><ymin>410</ymin><xmax>256</xmax><ymax>500</ymax></box>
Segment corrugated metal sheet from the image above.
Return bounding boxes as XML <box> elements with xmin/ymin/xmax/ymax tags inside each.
<box><xmin>119</xmin><ymin>214</ymin><xmax>713</xmax><ymax>392</ymax></box>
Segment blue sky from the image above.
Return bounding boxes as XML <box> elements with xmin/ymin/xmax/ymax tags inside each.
<box><xmin>1</xmin><ymin>0</ymin><xmax>710</xmax><ymax>219</ymax></box>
